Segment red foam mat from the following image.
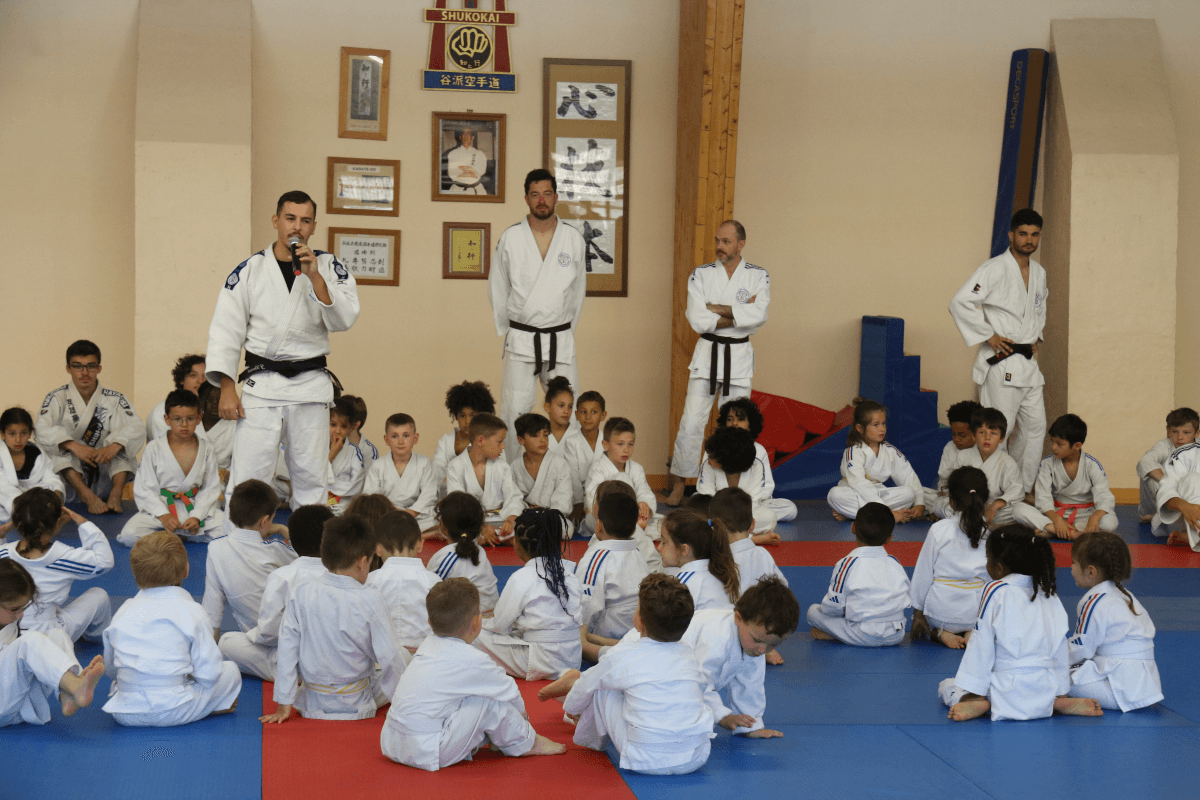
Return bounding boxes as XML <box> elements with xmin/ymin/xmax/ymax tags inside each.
<box><xmin>262</xmin><ymin>680</ymin><xmax>635</xmax><ymax>800</ymax></box>
<box><xmin>766</xmin><ymin>541</ymin><xmax>1200</xmax><ymax>569</ymax></box>
<box><xmin>420</xmin><ymin>539</ymin><xmax>598</xmax><ymax>567</ymax></box>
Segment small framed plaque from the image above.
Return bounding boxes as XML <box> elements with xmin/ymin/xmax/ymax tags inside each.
<box><xmin>339</xmin><ymin>47</ymin><xmax>390</xmax><ymax>140</ymax></box>
<box><xmin>442</xmin><ymin>222</ymin><xmax>491</xmax><ymax>279</ymax></box>
<box><xmin>327</xmin><ymin>156</ymin><xmax>400</xmax><ymax>217</ymax></box>
<box><xmin>328</xmin><ymin>227</ymin><xmax>400</xmax><ymax>287</ymax></box>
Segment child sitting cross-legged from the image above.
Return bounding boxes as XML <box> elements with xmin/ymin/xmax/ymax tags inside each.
<box><xmin>577</xmin><ymin>491</ymin><xmax>651</xmax><ymax>662</ymax></box>
<box><xmin>971</xmin><ymin>407</ymin><xmax>1025</xmax><ymax>529</ymax></box>
<box><xmin>0</xmin><ymin>407</ymin><xmax>64</xmax><ymax>529</ymax></box>
<box><xmin>327</xmin><ymin>397</ymin><xmax>367</xmax><ymax>515</ymax></box>
<box><xmin>380</xmin><ymin>577</ymin><xmax>566</xmax><ymax>771</ymax></box>
<box><xmin>1137</xmin><ymin>407</ymin><xmax>1198</xmax><ymax>525</ymax></box>
<box><xmin>427</xmin><ymin>492</ymin><xmax>499</xmax><ymax>614</ymax></box>
<box><xmin>367</xmin><ymin>510</ymin><xmax>441</xmax><ymax>655</ymax></box>
<box><xmin>922</xmin><ymin>400</ymin><xmax>983</xmax><ymax>520</ymax></box>
<box><xmin>659</xmin><ymin>508</ymin><xmax>741</xmax><ymax>612</ymax></box>
<box><xmin>433</xmin><ymin>380</ymin><xmax>496</xmax><ymax>499</ymax></box>
<box><xmin>362</xmin><ymin>413</ymin><xmax>439</xmax><ymax>534</ymax></box>
<box><xmin>445</xmin><ymin>413</ymin><xmax>525</xmax><ymax>544</ymax></box>
<box><xmin>582</xmin><ymin>417</ymin><xmax>657</xmax><ymax>535</ymax></box>
<box><xmin>512</xmin><ymin>413</ymin><xmax>575</xmax><ymax>536</ymax></box>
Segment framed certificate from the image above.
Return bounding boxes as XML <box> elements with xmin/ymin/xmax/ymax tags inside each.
<box><xmin>328</xmin><ymin>227</ymin><xmax>400</xmax><ymax>287</ymax></box>
<box><xmin>326</xmin><ymin>157</ymin><xmax>400</xmax><ymax>217</ymax></box>
<box><xmin>442</xmin><ymin>222</ymin><xmax>491</xmax><ymax>279</ymax></box>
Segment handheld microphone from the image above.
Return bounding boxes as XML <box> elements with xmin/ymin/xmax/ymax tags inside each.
<box><xmin>287</xmin><ymin>236</ymin><xmax>302</xmax><ymax>276</ymax></box>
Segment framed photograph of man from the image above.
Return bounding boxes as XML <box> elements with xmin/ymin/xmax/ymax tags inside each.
<box><xmin>431</xmin><ymin>111</ymin><xmax>505</xmax><ymax>203</ymax></box>
<box><xmin>328</xmin><ymin>227</ymin><xmax>400</xmax><ymax>287</ymax></box>
<box><xmin>338</xmin><ymin>47</ymin><xmax>390</xmax><ymax>140</ymax></box>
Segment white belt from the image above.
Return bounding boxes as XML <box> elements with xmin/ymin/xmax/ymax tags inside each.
<box><xmin>116</xmin><ymin>669</ymin><xmax>188</xmax><ymax>688</ymax></box>
<box><xmin>994</xmin><ymin>657</ymin><xmax>1055</xmax><ymax>671</ymax></box>
<box><xmin>1096</xmin><ymin>642</ymin><xmax>1154</xmax><ymax>659</ymax></box>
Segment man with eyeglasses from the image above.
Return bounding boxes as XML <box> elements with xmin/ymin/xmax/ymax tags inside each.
<box><xmin>34</xmin><ymin>340</ymin><xmax>144</xmax><ymax>514</ymax></box>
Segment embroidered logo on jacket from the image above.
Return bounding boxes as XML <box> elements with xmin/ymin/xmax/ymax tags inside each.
<box><xmin>558</xmin><ymin>252</ymin><xmax>571</xmax><ymax>267</ymax></box>
<box><xmin>972</xmin><ymin>283</ymin><xmax>981</xmax><ymax>294</ymax></box>
<box><xmin>736</xmin><ymin>288</ymin><xmax>750</xmax><ymax>303</ymax></box>
<box><xmin>225</xmin><ymin>260</ymin><xmax>248</xmax><ymax>290</ymax></box>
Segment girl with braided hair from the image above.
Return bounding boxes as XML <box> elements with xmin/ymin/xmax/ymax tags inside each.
<box><xmin>1066</xmin><ymin>532</ymin><xmax>1163</xmax><ymax>711</ymax></box>
<box><xmin>939</xmin><ymin>523</ymin><xmax>1103</xmax><ymax>721</ymax></box>
<box><xmin>475</xmin><ymin>508</ymin><xmax>584</xmax><ymax>680</ymax></box>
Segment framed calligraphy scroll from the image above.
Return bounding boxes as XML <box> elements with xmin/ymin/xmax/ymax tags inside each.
<box><xmin>442</xmin><ymin>221</ymin><xmax>491</xmax><ymax>279</ymax></box>
<box><xmin>543</xmin><ymin>58</ymin><xmax>631</xmax><ymax>297</ymax></box>
<box><xmin>338</xmin><ymin>47</ymin><xmax>390</xmax><ymax>140</ymax></box>
<box><xmin>328</xmin><ymin>227</ymin><xmax>400</xmax><ymax>287</ymax></box>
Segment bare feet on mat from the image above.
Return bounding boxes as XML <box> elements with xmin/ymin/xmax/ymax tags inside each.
<box><xmin>938</xmin><ymin>629</ymin><xmax>968</xmax><ymax>649</ymax></box>
<box><xmin>61</xmin><ymin>655</ymin><xmax>104</xmax><ymax>716</ymax></box>
<box><xmin>106</xmin><ymin>492</ymin><xmax>124</xmax><ymax>514</ymax></box>
<box><xmin>831</xmin><ymin>510</ymin><xmax>847</xmax><ymax>522</ymax></box>
<box><xmin>661</xmin><ymin>477</ymin><xmax>686</xmax><ymax>507</ymax></box>
<box><xmin>765</xmin><ymin>650</ymin><xmax>784</xmax><ymax>665</ymax></box>
<box><xmin>538</xmin><ymin>669</ymin><xmax>581</xmax><ymax>701</ymax></box>
<box><xmin>810</xmin><ymin>626</ymin><xmax>836</xmax><ymax>641</ymax></box>
<box><xmin>1054</xmin><ymin>696</ymin><xmax>1103</xmax><ymax>716</ymax></box>
<box><xmin>213</xmin><ymin>698</ymin><xmax>238</xmax><ymax>716</ymax></box>
<box><xmin>948</xmin><ymin>697</ymin><xmax>991</xmax><ymax>721</ymax></box>
<box><xmin>526</xmin><ymin>734</ymin><xmax>567</xmax><ymax>756</ymax></box>
<box><xmin>82</xmin><ymin>491</ymin><xmax>108</xmax><ymax>516</ymax></box>
<box><xmin>1168</xmin><ymin>531</ymin><xmax>1190</xmax><ymax>547</ymax></box>
<box><xmin>1140</xmin><ymin>514</ymin><xmax>1153</xmax><ymax>524</ymax></box>
<box><xmin>751</xmin><ymin>531</ymin><xmax>781</xmax><ymax>546</ymax></box>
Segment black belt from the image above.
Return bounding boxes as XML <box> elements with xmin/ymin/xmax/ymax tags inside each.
<box><xmin>238</xmin><ymin>351</ymin><xmax>343</xmax><ymax>391</ymax></box>
<box><xmin>985</xmin><ymin>342</ymin><xmax>1035</xmax><ymax>366</ymax></box>
<box><xmin>701</xmin><ymin>333</ymin><xmax>749</xmax><ymax>397</ymax></box>
<box><xmin>509</xmin><ymin>321</ymin><xmax>572</xmax><ymax>375</ymax></box>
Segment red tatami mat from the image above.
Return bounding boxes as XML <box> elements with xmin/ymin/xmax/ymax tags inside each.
<box><xmin>762</xmin><ymin>541</ymin><xmax>1200</xmax><ymax>569</ymax></box>
<box><xmin>420</xmin><ymin>539</ymin><xmax>602</xmax><ymax>567</ymax></box>
<box><xmin>261</xmin><ymin>680</ymin><xmax>635</xmax><ymax>800</ymax></box>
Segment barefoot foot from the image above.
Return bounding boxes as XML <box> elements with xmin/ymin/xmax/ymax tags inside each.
<box><xmin>949</xmin><ymin>697</ymin><xmax>991</xmax><ymax>721</ymax></box>
<box><xmin>765</xmin><ymin>650</ymin><xmax>784</xmax><ymax>665</ymax></box>
<box><xmin>61</xmin><ymin>655</ymin><xmax>104</xmax><ymax>716</ymax></box>
<box><xmin>938</xmin><ymin>629</ymin><xmax>968</xmax><ymax>649</ymax></box>
<box><xmin>1168</xmin><ymin>531</ymin><xmax>1190</xmax><ymax>547</ymax></box>
<box><xmin>106</xmin><ymin>494</ymin><xmax>124</xmax><ymax>514</ymax></box>
<box><xmin>751</xmin><ymin>531</ymin><xmax>782</xmax><ymax>546</ymax></box>
<box><xmin>1140</xmin><ymin>514</ymin><xmax>1153</xmax><ymax>524</ymax></box>
<box><xmin>831</xmin><ymin>510</ymin><xmax>847</xmax><ymax>522</ymax></box>
<box><xmin>1054</xmin><ymin>696</ymin><xmax>1103</xmax><ymax>716</ymax></box>
<box><xmin>83</xmin><ymin>492</ymin><xmax>108</xmax><ymax>515</ymax></box>
<box><xmin>810</xmin><ymin>626</ymin><xmax>837</xmax><ymax>641</ymax></box>
<box><xmin>526</xmin><ymin>734</ymin><xmax>566</xmax><ymax>756</ymax></box>
<box><xmin>538</xmin><ymin>669</ymin><xmax>581</xmax><ymax>701</ymax></box>
<box><xmin>212</xmin><ymin>698</ymin><xmax>238</xmax><ymax>716</ymax></box>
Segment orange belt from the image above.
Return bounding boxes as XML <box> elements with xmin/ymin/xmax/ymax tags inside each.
<box><xmin>1054</xmin><ymin>500</ymin><xmax>1094</xmax><ymax>526</ymax></box>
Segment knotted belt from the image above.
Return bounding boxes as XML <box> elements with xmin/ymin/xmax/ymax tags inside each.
<box><xmin>508</xmin><ymin>321</ymin><xmax>572</xmax><ymax>376</ymax></box>
<box><xmin>701</xmin><ymin>333</ymin><xmax>749</xmax><ymax>397</ymax></box>
<box><xmin>985</xmin><ymin>342</ymin><xmax>1035</xmax><ymax>365</ymax></box>
<box><xmin>239</xmin><ymin>351</ymin><xmax>343</xmax><ymax>391</ymax></box>
<box><xmin>161</xmin><ymin>487</ymin><xmax>204</xmax><ymax>528</ymax></box>
<box><xmin>1054</xmin><ymin>500</ymin><xmax>1095</xmax><ymax>526</ymax></box>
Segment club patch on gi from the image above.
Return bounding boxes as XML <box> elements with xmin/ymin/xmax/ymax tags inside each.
<box><xmin>558</xmin><ymin>252</ymin><xmax>571</xmax><ymax>267</ymax></box>
<box><xmin>225</xmin><ymin>260</ymin><xmax>248</xmax><ymax>290</ymax></box>
<box><xmin>971</xmin><ymin>283</ymin><xmax>981</xmax><ymax>294</ymax></box>
<box><xmin>736</xmin><ymin>288</ymin><xmax>750</xmax><ymax>303</ymax></box>
<box><xmin>1005</xmin><ymin>373</ymin><xmax>1012</xmax><ymax>382</ymax></box>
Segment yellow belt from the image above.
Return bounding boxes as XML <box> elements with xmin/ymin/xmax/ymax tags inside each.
<box><xmin>934</xmin><ymin>577</ymin><xmax>986</xmax><ymax>590</ymax></box>
<box><xmin>305</xmin><ymin>677</ymin><xmax>370</xmax><ymax>695</ymax></box>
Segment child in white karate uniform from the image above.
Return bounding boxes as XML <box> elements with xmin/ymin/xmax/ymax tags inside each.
<box><xmin>262</xmin><ymin>514</ymin><xmax>404</xmax><ymax>723</ymax></box>
<box><xmin>363</xmin><ymin>413</ymin><xmax>438</xmax><ymax>532</ymax></box>
<box><xmin>512</xmin><ymin>414</ymin><xmax>575</xmax><ymax>534</ymax></box>
<box><xmin>0</xmin><ymin>560</ymin><xmax>104</xmax><ymax>727</ymax></box>
<box><xmin>380</xmin><ymin>578</ymin><xmax>565</xmax><ymax>770</ymax></box>
<box><xmin>1136</xmin><ymin>407</ymin><xmax>1197</xmax><ymax>524</ymax></box>
<box><xmin>660</xmin><ymin>508</ymin><xmax>741</xmax><ymax>612</ymax></box>
<box><xmin>445</xmin><ymin>413</ymin><xmax>525</xmax><ymax>544</ymax></box>
<box><xmin>698</xmin><ymin>426</ymin><xmax>785</xmax><ymax>535</ymax></box>
<box><xmin>911</xmin><ymin>467</ymin><xmax>991</xmax><ymax>648</ymax></box>
<box><xmin>712</xmin><ymin>397</ymin><xmax>798</xmax><ymax>537</ymax></box>
<box><xmin>327</xmin><ymin>399</ymin><xmax>367</xmax><ymax>514</ymax></box>
<box><xmin>546</xmin><ymin>573</ymin><xmax>716</xmax><ymax>775</ymax></box>
<box><xmin>427</xmin><ymin>492</ymin><xmax>499</xmax><ymax>613</ymax></box>
<box><xmin>809</xmin><ymin>503</ymin><xmax>909</xmax><ymax>647</ymax></box>
<box><xmin>367</xmin><ymin>511</ymin><xmax>440</xmax><ymax>653</ymax></box>
<box><xmin>0</xmin><ymin>408</ymin><xmax>64</xmax><ymax>526</ymax></box>
<box><xmin>971</xmin><ymin>408</ymin><xmax>1024</xmax><ymax>529</ymax></box>
<box><xmin>583</xmin><ymin>417</ymin><xmax>657</xmax><ymax>535</ymax></box>
<box><xmin>202</xmin><ymin>479</ymin><xmax>296</xmax><ymax>640</ymax></box>
<box><xmin>922</xmin><ymin>400</ymin><xmax>983</xmax><ymax>520</ymax></box>
<box><xmin>219</xmin><ymin>505</ymin><xmax>332</xmax><ymax>680</ymax></box>
<box><xmin>476</xmin><ymin>509</ymin><xmax>583</xmax><ymax>680</ymax></box>
<box><xmin>1067</xmin><ymin>533</ymin><xmax>1163</xmax><ymax>711</ymax></box>
<box><xmin>104</xmin><ymin>532</ymin><xmax>242</xmax><ymax>727</ymax></box>
<box><xmin>1011</xmin><ymin>414</ymin><xmax>1117</xmax><ymax>540</ymax></box>
<box><xmin>341</xmin><ymin>395</ymin><xmax>378</xmax><ymax>472</ymax></box>
<box><xmin>827</xmin><ymin>400</ymin><xmax>924</xmax><ymax>522</ymax></box>
<box><xmin>145</xmin><ymin>354</ymin><xmax>207</xmax><ymax>443</ymax></box>
<box><xmin>939</xmin><ymin>524</ymin><xmax>1103</xmax><ymax>721</ymax></box>
<box><xmin>541</xmin><ymin>377</ymin><xmax>584</xmax><ymax>517</ymax></box>
<box><xmin>578</xmin><ymin>492</ymin><xmax>650</xmax><ymax>662</ymax></box>
<box><xmin>563</xmin><ymin>390</ymin><xmax>607</xmax><ymax>512</ymax></box>
<box><xmin>432</xmin><ymin>380</ymin><xmax>496</xmax><ymax>500</ymax></box>
<box><xmin>0</xmin><ymin>488</ymin><xmax>112</xmax><ymax>643</ymax></box>
<box><xmin>119</xmin><ymin>390</ymin><xmax>225</xmax><ymax>546</ymax></box>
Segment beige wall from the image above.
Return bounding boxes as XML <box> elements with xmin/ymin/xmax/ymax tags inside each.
<box><xmin>737</xmin><ymin>0</ymin><xmax>1200</xmax><ymax>488</ymax></box>
<box><xmin>0</xmin><ymin>0</ymin><xmax>139</xmax><ymax>412</ymax></box>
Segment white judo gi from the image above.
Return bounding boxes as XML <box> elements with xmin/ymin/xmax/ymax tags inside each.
<box><xmin>1067</xmin><ymin>581</ymin><xmax>1162</xmax><ymax>711</ymax></box>
<box><xmin>1011</xmin><ymin>453</ymin><xmax>1118</xmax><ymax>536</ymax></box>
<box><xmin>366</xmin><ymin>556</ymin><xmax>440</xmax><ymax>651</ymax></box>
<box><xmin>118</xmin><ymin>435</ymin><xmax>225</xmax><ymax>547</ymax></box>
<box><xmin>0</xmin><ymin>622</ymin><xmax>80</xmax><ymax>727</ymax></box>
<box><xmin>489</xmin><ymin>217</ymin><xmax>587</xmax><ymax>455</ymax></box>
<box><xmin>444</xmin><ymin>449</ymin><xmax>526</xmax><ymax>526</ymax></box>
<box><xmin>201</xmin><ymin>527</ymin><xmax>297</xmax><ymax>635</ymax></box>
<box><xmin>0</xmin><ymin>521</ymin><xmax>113</xmax><ymax>642</ymax></box>
<box><xmin>475</xmin><ymin>556</ymin><xmax>583</xmax><ymax>680</ymax></box>
<box><xmin>729</xmin><ymin>537</ymin><xmax>787</xmax><ymax>596</ymax></box>
<box><xmin>909</xmin><ymin>515</ymin><xmax>990</xmax><ymax>634</ymax></box>
<box><xmin>326</xmin><ymin>440</ymin><xmax>366</xmax><ymax>514</ymax></box>
<box><xmin>582</xmin><ymin>455</ymin><xmax>660</xmax><ymax>541</ymax></box>
<box><xmin>978</xmin><ymin>449</ymin><xmax>1024</xmax><ymax>527</ymax></box>
<box><xmin>34</xmin><ymin>382</ymin><xmax>144</xmax><ymax>499</ymax></box>
<box><xmin>827</xmin><ymin>443</ymin><xmax>923</xmax><ymax>519</ymax></box>
<box><xmin>381</xmin><ymin>634</ymin><xmax>537</xmax><ymax>771</ymax></box>
<box><xmin>562</xmin><ymin>428</ymin><xmax>602</xmax><ymax>505</ymax></box>
<box><xmin>218</xmin><ymin>555</ymin><xmax>326</xmax><ymax>681</ymax></box>
<box><xmin>148</xmin><ymin>399</ymin><xmax>223</xmax><ymax>446</ymax></box>
<box><xmin>431</xmin><ymin>431</ymin><xmax>463</xmax><ymax>500</ymax></box>
<box><xmin>0</xmin><ymin>444</ymin><xmax>64</xmax><ymax>524</ymax></box>
<box><xmin>922</xmin><ymin>442</ymin><xmax>984</xmax><ymax>520</ymax></box>
<box><xmin>671</xmin><ymin>259</ymin><xmax>770</xmax><ymax>479</ymax></box>
<box><xmin>576</xmin><ymin>537</ymin><xmax>649</xmax><ymax>639</ymax></box>
<box><xmin>564</xmin><ymin>635</ymin><xmax>716</xmax><ymax>775</ymax></box>
<box><xmin>206</xmin><ymin>247</ymin><xmax>359</xmax><ymax>509</ymax></box>
<box><xmin>1152</xmin><ymin>443</ymin><xmax>1200</xmax><ymax>549</ymax></box>
<box><xmin>103</xmin><ymin>585</ymin><xmax>242</xmax><ymax>727</ymax></box>
<box><xmin>363</xmin><ymin>453</ymin><xmax>439</xmax><ymax>530</ymax></box>
<box><xmin>807</xmin><ymin>545</ymin><xmax>909</xmax><ymax>647</ymax></box>
<box><xmin>1137</xmin><ymin>438</ymin><xmax>1176</xmax><ymax>520</ymax></box>
<box><xmin>674</xmin><ymin>559</ymin><xmax>735</xmax><ymax>612</ymax></box>
<box><xmin>938</xmin><ymin>575</ymin><xmax>1069</xmax><ymax>721</ymax></box>
<box><xmin>546</xmin><ymin>425</ymin><xmax>585</xmax><ymax>505</ymax></box>
<box><xmin>274</xmin><ymin>571</ymin><xmax>404</xmax><ymax>720</ymax></box>
<box><xmin>428</xmin><ymin>544</ymin><xmax>500</xmax><ymax>613</ymax></box>
<box><xmin>696</xmin><ymin>442</ymin><xmax>797</xmax><ymax>533</ymax></box>
<box><xmin>511</xmin><ymin>450</ymin><xmax>574</xmax><ymax>536</ymax></box>
<box><xmin>949</xmin><ymin>249</ymin><xmax>1049</xmax><ymax>492</ymax></box>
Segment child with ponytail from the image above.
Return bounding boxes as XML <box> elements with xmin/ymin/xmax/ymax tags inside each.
<box><xmin>911</xmin><ymin>467</ymin><xmax>992</xmax><ymax>648</ymax></box>
<box><xmin>0</xmin><ymin>487</ymin><xmax>113</xmax><ymax>643</ymax></box>
<box><xmin>475</xmin><ymin>508</ymin><xmax>584</xmax><ymax>680</ymax></box>
<box><xmin>428</xmin><ymin>492</ymin><xmax>498</xmax><ymax>613</ymax></box>
<box><xmin>940</xmin><ymin>524</ymin><xmax>1103</xmax><ymax>721</ymax></box>
<box><xmin>659</xmin><ymin>509</ymin><xmax>741</xmax><ymax>611</ymax></box>
<box><xmin>1066</xmin><ymin>532</ymin><xmax>1163</xmax><ymax>711</ymax></box>
<box><xmin>826</xmin><ymin>399</ymin><xmax>924</xmax><ymax>522</ymax></box>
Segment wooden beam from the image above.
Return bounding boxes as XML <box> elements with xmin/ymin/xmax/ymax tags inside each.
<box><xmin>667</xmin><ymin>0</ymin><xmax>745</xmax><ymax>474</ymax></box>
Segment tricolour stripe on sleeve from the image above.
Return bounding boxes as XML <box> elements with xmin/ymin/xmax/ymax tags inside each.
<box><xmin>976</xmin><ymin>580</ymin><xmax>1006</xmax><ymax>618</ymax></box>
<box><xmin>1076</xmin><ymin>592</ymin><xmax>1105</xmax><ymax>635</ymax></box>
<box><xmin>833</xmin><ymin>557</ymin><xmax>857</xmax><ymax>593</ymax></box>
<box><xmin>584</xmin><ymin>550</ymin><xmax>609</xmax><ymax>585</ymax></box>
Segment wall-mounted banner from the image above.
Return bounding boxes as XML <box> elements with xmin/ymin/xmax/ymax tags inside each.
<box><xmin>424</xmin><ymin>0</ymin><xmax>517</xmax><ymax>93</ymax></box>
